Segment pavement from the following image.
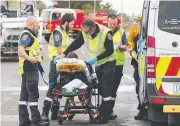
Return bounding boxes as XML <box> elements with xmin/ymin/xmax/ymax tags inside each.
<box><xmin>0</xmin><ymin>41</ymin><xmax>150</xmax><ymax>126</ymax></box>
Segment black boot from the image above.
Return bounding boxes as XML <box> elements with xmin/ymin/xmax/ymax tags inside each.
<box><xmin>41</xmin><ymin>111</ymin><xmax>49</xmax><ymax>122</ymax></box>
<box><xmin>95</xmin><ymin>116</ymin><xmax>108</xmax><ymax>124</ymax></box>
<box><xmin>51</xmin><ymin>101</ymin><xmax>59</xmax><ymax>120</ymax></box>
<box><xmin>108</xmin><ymin>113</ymin><xmax>117</xmax><ymax>120</ymax></box>
<box><xmin>31</xmin><ymin>121</ymin><xmax>50</xmax><ymax>126</ymax></box>
<box><xmin>42</xmin><ymin>99</ymin><xmax>52</xmax><ymax>122</ymax></box>
<box><xmin>134</xmin><ymin>112</ymin><xmax>148</xmax><ymax>121</ymax></box>
<box><xmin>19</xmin><ymin>120</ymin><xmax>32</xmax><ymax>126</ymax></box>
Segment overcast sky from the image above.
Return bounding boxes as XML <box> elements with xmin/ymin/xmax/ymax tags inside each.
<box><xmin>43</xmin><ymin>0</ymin><xmax>144</xmax><ymax>16</ymax></box>
<box><xmin>103</xmin><ymin>0</ymin><xmax>144</xmax><ymax>16</ymax></box>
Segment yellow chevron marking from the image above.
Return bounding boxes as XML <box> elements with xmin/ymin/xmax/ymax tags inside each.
<box><xmin>156</xmin><ymin>57</ymin><xmax>172</xmax><ymax>92</ymax></box>
<box><xmin>177</xmin><ymin>69</ymin><xmax>180</xmax><ymax>76</ymax></box>
<box><xmin>156</xmin><ymin>78</ymin><xmax>162</xmax><ymax>90</ymax></box>
<box><xmin>156</xmin><ymin>57</ymin><xmax>172</xmax><ymax>76</ymax></box>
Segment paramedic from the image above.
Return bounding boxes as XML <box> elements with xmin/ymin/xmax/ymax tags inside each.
<box><xmin>107</xmin><ymin>14</ymin><xmax>128</xmax><ymax>120</ymax></box>
<box><xmin>62</xmin><ymin>18</ymin><xmax>116</xmax><ymax>124</ymax></box>
<box><xmin>128</xmin><ymin>14</ymin><xmax>147</xmax><ymax>120</ymax></box>
<box><xmin>18</xmin><ymin>16</ymin><xmax>49</xmax><ymax>126</ymax></box>
<box><xmin>41</xmin><ymin>14</ymin><xmax>75</xmax><ymax>122</ymax></box>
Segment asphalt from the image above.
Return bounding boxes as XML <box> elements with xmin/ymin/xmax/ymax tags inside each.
<box><xmin>0</xmin><ymin>41</ymin><xmax>150</xmax><ymax>126</ymax></box>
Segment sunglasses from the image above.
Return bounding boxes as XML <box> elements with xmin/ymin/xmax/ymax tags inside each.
<box><xmin>83</xmin><ymin>26</ymin><xmax>94</xmax><ymax>35</ymax></box>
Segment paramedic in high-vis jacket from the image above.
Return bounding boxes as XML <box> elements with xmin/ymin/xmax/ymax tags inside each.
<box><xmin>107</xmin><ymin>14</ymin><xmax>128</xmax><ymax>120</ymax></box>
<box><xmin>41</xmin><ymin>14</ymin><xmax>75</xmax><ymax>123</ymax></box>
<box><xmin>128</xmin><ymin>14</ymin><xmax>148</xmax><ymax>121</ymax></box>
<box><xmin>18</xmin><ymin>16</ymin><xmax>49</xmax><ymax>126</ymax></box>
<box><xmin>62</xmin><ymin>18</ymin><xmax>116</xmax><ymax>124</ymax></box>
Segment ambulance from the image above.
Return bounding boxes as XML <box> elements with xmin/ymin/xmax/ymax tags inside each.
<box><xmin>138</xmin><ymin>0</ymin><xmax>180</xmax><ymax>126</ymax></box>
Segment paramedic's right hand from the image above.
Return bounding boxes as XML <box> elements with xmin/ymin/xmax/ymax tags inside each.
<box><xmin>28</xmin><ymin>57</ymin><xmax>38</xmax><ymax>64</ymax></box>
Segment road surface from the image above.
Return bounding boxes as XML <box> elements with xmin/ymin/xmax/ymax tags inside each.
<box><xmin>1</xmin><ymin>42</ymin><xmax>149</xmax><ymax>126</ymax></box>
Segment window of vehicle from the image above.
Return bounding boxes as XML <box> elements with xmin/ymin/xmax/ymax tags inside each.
<box><xmin>52</xmin><ymin>12</ymin><xmax>61</xmax><ymax>20</ymax></box>
<box><xmin>141</xmin><ymin>1</ymin><xmax>150</xmax><ymax>39</ymax></box>
<box><xmin>41</xmin><ymin>11</ymin><xmax>51</xmax><ymax>21</ymax></box>
<box><xmin>158</xmin><ymin>1</ymin><xmax>180</xmax><ymax>35</ymax></box>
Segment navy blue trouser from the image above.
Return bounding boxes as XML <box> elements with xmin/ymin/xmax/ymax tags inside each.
<box><xmin>42</xmin><ymin>61</ymin><xmax>58</xmax><ymax>115</ymax></box>
<box><xmin>110</xmin><ymin>65</ymin><xmax>124</xmax><ymax>114</ymax></box>
<box><xmin>95</xmin><ymin>60</ymin><xmax>116</xmax><ymax>120</ymax></box>
<box><xmin>19</xmin><ymin>71</ymin><xmax>41</xmax><ymax>124</ymax></box>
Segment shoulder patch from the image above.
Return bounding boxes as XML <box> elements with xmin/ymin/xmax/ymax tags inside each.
<box><xmin>107</xmin><ymin>33</ymin><xmax>112</xmax><ymax>40</ymax></box>
<box><xmin>21</xmin><ymin>34</ymin><xmax>29</xmax><ymax>41</ymax></box>
<box><xmin>55</xmin><ymin>34</ymin><xmax>60</xmax><ymax>41</ymax></box>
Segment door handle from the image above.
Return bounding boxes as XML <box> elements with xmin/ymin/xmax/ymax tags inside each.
<box><xmin>172</xmin><ymin>41</ymin><xmax>178</xmax><ymax>48</ymax></box>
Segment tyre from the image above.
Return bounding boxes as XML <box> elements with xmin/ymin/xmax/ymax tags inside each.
<box><xmin>67</xmin><ymin>114</ymin><xmax>74</xmax><ymax>120</ymax></box>
<box><xmin>168</xmin><ymin>113</ymin><xmax>180</xmax><ymax>126</ymax></box>
<box><xmin>150</xmin><ymin>121</ymin><xmax>168</xmax><ymax>126</ymax></box>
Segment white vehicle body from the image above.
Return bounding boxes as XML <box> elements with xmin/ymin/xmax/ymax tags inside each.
<box><xmin>0</xmin><ymin>0</ymin><xmax>43</xmax><ymax>59</ymax></box>
<box><xmin>41</xmin><ymin>8</ymin><xmax>76</xmax><ymax>34</ymax></box>
<box><xmin>138</xmin><ymin>0</ymin><xmax>180</xmax><ymax>125</ymax></box>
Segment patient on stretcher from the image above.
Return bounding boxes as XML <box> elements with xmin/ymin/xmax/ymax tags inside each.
<box><xmin>55</xmin><ymin>52</ymin><xmax>97</xmax><ymax>106</ymax></box>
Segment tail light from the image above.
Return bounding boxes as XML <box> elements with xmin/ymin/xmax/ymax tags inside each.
<box><xmin>147</xmin><ymin>36</ymin><xmax>155</xmax><ymax>78</ymax></box>
<box><xmin>151</xmin><ymin>97</ymin><xmax>165</xmax><ymax>104</ymax></box>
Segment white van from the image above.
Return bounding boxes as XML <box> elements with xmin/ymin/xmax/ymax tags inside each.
<box><xmin>138</xmin><ymin>0</ymin><xmax>180</xmax><ymax>126</ymax></box>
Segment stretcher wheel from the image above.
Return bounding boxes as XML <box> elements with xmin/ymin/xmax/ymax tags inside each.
<box><xmin>57</xmin><ymin>116</ymin><xmax>63</xmax><ymax>125</ymax></box>
<box><xmin>67</xmin><ymin>114</ymin><xmax>74</xmax><ymax>120</ymax></box>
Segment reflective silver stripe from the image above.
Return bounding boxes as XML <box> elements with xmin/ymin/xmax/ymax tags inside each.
<box><xmin>19</xmin><ymin>101</ymin><xmax>28</xmax><ymax>105</ymax></box>
<box><xmin>19</xmin><ymin>57</ymin><xmax>25</xmax><ymax>60</ymax></box>
<box><xmin>23</xmin><ymin>30</ymin><xmax>30</xmax><ymax>33</ymax></box>
<box><xmin>44</xmin><ymin>97</ymin><xmax>53</xmax><ymax>102</ymax></box>
<box><xmin>96</xmin><ymin>55</ymin><xmax>115</xmax><ymax>65</ymax></box>
<box><xmin>103</xmin><ymin>97</ymin><xmax>111</xmax><ymax>101</ymax></box>
<box><xmin>23</xmin><ymin>30</ymin><xmax>36</xmax><ymax>38</ymax></box>
<box><xmin>29</xmin><ymin>102</ymin><xmax>38</xmax><ymax>106</ymax></box>
<box><xmin>111</xmin><ymin>97</ymin><xmax>116</xmax><ymax>101</ymax></box>
<box><xmin>25</xmin><ymin>47</ymin><xmax>30</xmax><ymax>50</ymax></box>
<box><xmin>85</xmin><ymin>28</ymin><xmax>104</xmax><ymax>54</ymax></box>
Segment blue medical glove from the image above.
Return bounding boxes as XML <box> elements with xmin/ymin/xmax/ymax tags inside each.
<box><xmin>87</xmin><ymin>57</ymin><xmax>97</xmax><ymax>65</ymax></box>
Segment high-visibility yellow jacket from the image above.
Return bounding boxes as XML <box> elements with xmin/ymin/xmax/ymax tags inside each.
<box><xmin>48</xmin><ymin>26</ymin><xmax>70</xmax><ymax>60</ymax></box>
<box><xmin>18</xmin><ymin>30</ymin><xmax>42</xmax><ymax>75</ymax></box>
<box><xmin>113</xmin><ymin>29</ymin><xmax>126</xmax><ymax>65</ymax></box>
<box><xmin>82</xmin><ymin>24</ymin><xmax>115</xmax><ymax>65</ymax></box>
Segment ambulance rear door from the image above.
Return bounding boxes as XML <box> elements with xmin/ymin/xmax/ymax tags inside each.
<box><xmin>154</xmin><ymin>1</ymin><xmax>180</xmax><ymax>96</ymax></box>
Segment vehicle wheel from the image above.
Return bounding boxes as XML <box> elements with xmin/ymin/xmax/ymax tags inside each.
<box><xmin>150</xmin><ymin>121</ymin><xmax>168</xmax><ymax>126</ymax></box>
<box><xmin>67</xmin><ymin>114</ymin><xmax>74</xmax><ymax>120</ymax></box>
<box><xmin>168</xmin><ymin>113</ymin><xmax>180</xmax><ymax>126</ymax></box>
